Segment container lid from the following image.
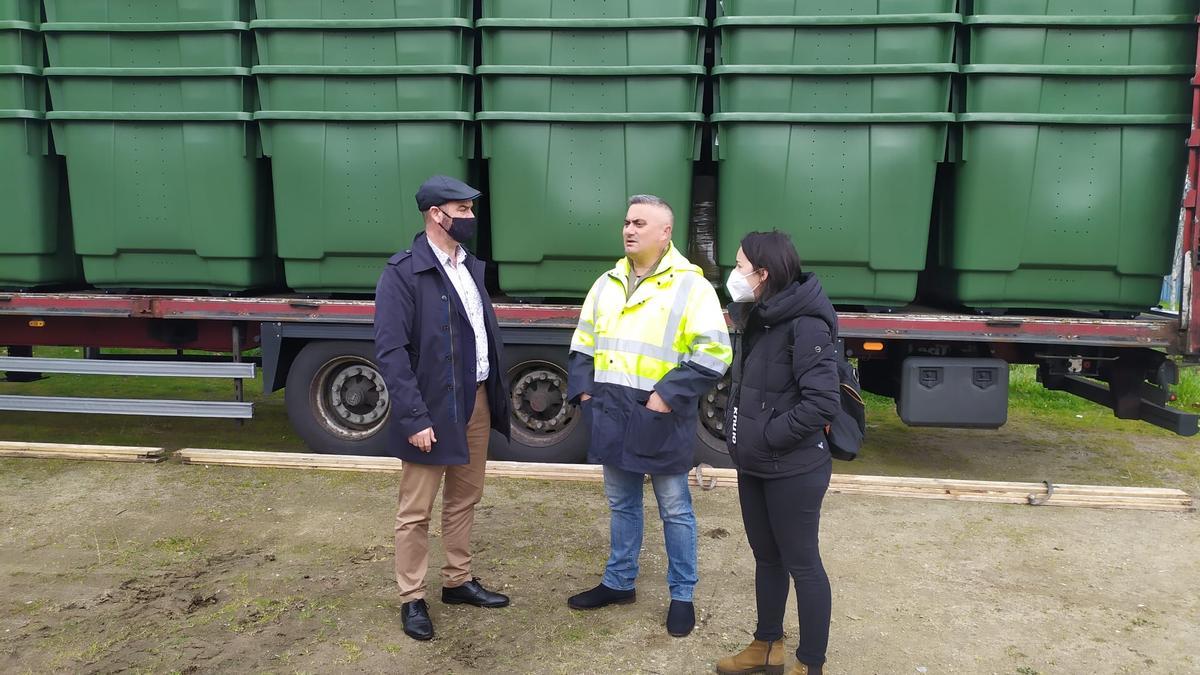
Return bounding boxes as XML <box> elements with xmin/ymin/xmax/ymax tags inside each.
<box><xmin>47</xmin><ymin>111</ymin><xmax>253</xmax><ymax>121</ymax></box>
<box><xmin>714</xmin><ymin>14</ymin><xmax>960</xmax><ymax>27</ymax></box>
<box><xmin>254</xmin><ymin>110</ymin><xmax>472</xmax><ymax>121</ymax></box>
<box><xmin>712</xmin><ymin>112</ymin><xmax>955</xmax><ymax>123</ymax></box>
<box><xmin>478</xmin><ymin>111</ymin><xmax>704</xmax><ymax>122</ymax></box>
<box><xmin>249</xmin><ymin>18</ymin><xmax>470</xmax><ymax>29</ymax></box>
<box><xmin>0</xmin><ymin>65</ymin><xmax>39</xmax><ymax>75</ymax></box>
<box><xmin>44</xmin><ymin>66</ymin><xmax>251</xmax><ymax>77</ymax></box>
<box><xmin>251</xmin><ymin>65</ymin><xmax>472</xmax><ymax>76</ymax></box>
<box><xmin>477</xmin><ymin>65</ymin><xmax>705</xmax><ymax>76</ymax></box>
<box><xmin>42</xmin><ymin>21</ymin><xmax>248</xmax><ymax>32</ymax></box>
<box><xmin>478</xmin><ymin>17</ymin><xmax>707</xmax><ymax>28</ymax></box>
<box><xmin>962</xmin><ymin>64</ymin><xmax>1194</xmax><ymax>76</ymax></box>
<box><xmin>959</xmin><ymin>112</ymin><xmax>1190</xmax><ymax>125</ymax></box>
<box><xmin>965</xmin><ymin>14</ymin><xmax>1196</xmax><ymax>26</ymax></box>
<box><xmin>714</xmin><ymin>64</ymin><xmax>958</xmax><ymax>75</ymax></box>
<box><xmin>0</xmin><ymin>108</ymin><xmax>42</xmax><ymax>120</ymax></box>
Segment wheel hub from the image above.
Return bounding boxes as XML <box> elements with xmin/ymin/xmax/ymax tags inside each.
<box><xmin>506</xmin><ymin>360</ymin><xmax>580</xmax><ymax>448</ymax></box>
<box><xmin>700</xmin><ymin>377</ymin><xmax>729</xmax><ymax>441</ymax></box>
<box><xmin>325</xmin><ymin>363</ymin><xmax>389</xmax><ymax>430</ymax></box>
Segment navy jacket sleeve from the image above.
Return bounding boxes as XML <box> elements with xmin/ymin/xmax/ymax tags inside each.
<box><xmin>654</xmin><ymin>361</ymin><xmax>724</xmax><ymax>412</ymax></box>
<box><xmin>566</xmin><ymin>351</ymin><xmax>594</xmax><ymax>404</ymax></box>
<box><xmin>763</xmin><ymin>317</ymin><xmax>841</xmax><ymax>451</ymax></box>
<box><xmin>374</xmin><ymin>264</ymin><xmax>433</xmax><ymax>439</ymax></box>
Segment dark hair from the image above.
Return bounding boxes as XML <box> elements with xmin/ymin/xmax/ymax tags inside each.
<box><xmin>739</xmin><ymin>230</ymin><xmax>803</xmax><ymax>303</ymax></box>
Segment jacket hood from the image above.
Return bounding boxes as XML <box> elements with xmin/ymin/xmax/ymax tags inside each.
<box><xmin>751</xmin><ymin>273</ymin><xmax>837</xmax><ymax>334</ymax></box>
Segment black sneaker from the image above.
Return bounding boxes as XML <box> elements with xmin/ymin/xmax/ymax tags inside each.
<box><xmin>666</xmin><ymin>599</ymin><xmax>695</xmax><ymax>637</ymax></box>
<box><xmin>567</xmin><ymin>583</ymin><xmax>636</xmax><ymax>610</ymax></box>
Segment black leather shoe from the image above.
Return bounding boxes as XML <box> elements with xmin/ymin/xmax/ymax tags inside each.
<box><xmin>666</xmin><ymin>599</ymin><xmax>695</xmax><ymax>637</ymax></box>
<box><xmin>401</xmin><ymin>599</ymin><xmax>433</xmax><ymax>641</ymax></box>
<box><xmin>567</xmin><ymin>583</ymin><xmax>636</xmax><ymax>610</ymax></box>
<box><xmin>442</xmin><ymin>578</ymin><xmax>510</xmax><ymax>608</ymax></box>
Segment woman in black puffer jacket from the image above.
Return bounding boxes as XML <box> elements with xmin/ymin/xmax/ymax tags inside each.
<box><xmin>715</xmin><ymin>231</ymin><xmax>840</xmax><ymax>675</ymax></box>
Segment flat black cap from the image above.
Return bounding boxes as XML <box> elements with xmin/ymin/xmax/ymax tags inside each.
<box><xmin>414</xmin><ymin>175</ymin><xmax>481</xmax><ymax>211</ymax></box>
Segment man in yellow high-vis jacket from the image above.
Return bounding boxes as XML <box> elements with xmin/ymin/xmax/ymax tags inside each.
<box><xmin>564</xmin><ymin>194</ymin><xmax>732</xmax><ymax>638</ymax></box>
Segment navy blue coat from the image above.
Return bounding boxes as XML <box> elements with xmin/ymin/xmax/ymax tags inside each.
<box><xmin>374</xmin><ymin>233</ymin><xmax>511</xmax><ymax>465</ymax></box>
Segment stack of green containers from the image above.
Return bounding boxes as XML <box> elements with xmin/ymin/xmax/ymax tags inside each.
<box><xmin>41</xmin><ymin>0</ymin><xmax>269</xmax><ymax>291</ymax></box>
<box><xmin>251</xmin><ymin>0</ymin><xmax>474</xmax><ymax>292</ymax></box>
<box><xmin>478</xmin><ymin>0</ymin><xmax>707</xmax><ymax>297</ymax></box>
<box><xmin>944</xmin><ymin>0</ymin><xmax>1199</xmax><ymax>312</ymax></box>
<box><xmin>713</xmin><ymin>1</ymin><xmax>960</xmax><ymax>306</ymax></box>
<box><xmin>1</xmin><ymin>0</ymin><xmax>77</xmax><ymax>288</ymax></box>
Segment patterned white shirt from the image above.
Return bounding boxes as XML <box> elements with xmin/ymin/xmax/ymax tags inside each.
<box><xmin>429</xmin><ymin>239</ymin><xmax>490</xmax><ymax>382</ymax></box>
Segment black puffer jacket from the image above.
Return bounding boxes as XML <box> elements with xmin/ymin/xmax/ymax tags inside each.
<box><xmin>726</xmin><ymin>274</ymin><xmax>840</xmax><ymax>478</ymax></box>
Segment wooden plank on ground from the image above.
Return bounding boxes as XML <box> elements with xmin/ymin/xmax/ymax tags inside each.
<box><xmin>174</xmin><ymin>449</ymin><xmax>1194</xmax><ymax>513</ymax></box>
<box><xmin>0</xmin><ymin>441</ymin><xmax>166</xmax><ymax>463</ymax></box>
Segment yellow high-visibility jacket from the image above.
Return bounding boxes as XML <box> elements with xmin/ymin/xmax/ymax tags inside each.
<box><xmin>567</xmin><ymin>244</ymin><xmax>732</xmax><ymax>474</ymax></box>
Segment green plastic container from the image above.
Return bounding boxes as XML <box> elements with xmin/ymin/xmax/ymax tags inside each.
<box><xmin>0</xmin><ymin>110</ymin><xmax>79</xmax><ymax>289</ymax></box>
<box><xmin>256</xmin><ymin>111</ymin><xmax>472</xmax><ymax>292</ymax></box>
<box><xmin>254</xmin><ymin>0</ymin><xmax>473</xmax><ymax>20</ymax></box>
<box><xmin>254</xmin><ymin>65</ymin><xmax>472</xmax><ymax>112</ymax></box>
<box><xmin>480</xmin><ymin>66</ymin><xmax>704</xmax><ymax>113</ymax></box>
<box><xmin>944</xmin><ymin>114</ymin><xmax>1189</xmax><ymax>311</ymax></box>
<box><xmin>484</xmin><ymin>0</ymin><xmax>705</xmax><ymax>18</ymax></box>
<box><xmin>966</xmin><ymin>15</ymin><xmax>1198</xmax><ymax>66</ymax></box>
<box><xmin>714</xmin><ymin>112</ymin><xmax>953</xmax><ymax>306</ymax></box>
<box><xmin>716</xmin><ymin>14</ymin><xmax>961</xmax><ymax>66</ymax></box>
<box><xmin>49</xmin><ymin>111</ymin><xmax>272</xmax><ymax>290</ymax></box>
<box><xmin>251</xmin><ymin>19</ymin><xmax>473</xmax><ymax>67</ymax></box>
<box><xmin>720</xmin><ymin>0</ymin><xmax>957</xmax><ymax>14</ymax></box>
<box><xmin>0</xmin><ymin>65</ymin><xmax>43</xmax><ymax>110</ymax></box>
<box><xmin>43</xmin><ymin>0</ymin><xmax>253</xmax><ymax>23</ymax></box>
<box><xmin>970</xmin><ymin>0</ymin><xmax>1198</xmax><ymax>15</ymax></box>
<box><xmin>0</xmin><ymin>21</ymin><xmax>41</xmax><ymax>68</ymax></box>
<box><xmin>46</xmin><ymin>67</ymin><xmax>254</xmax><ymax>113</ymax></box>
<box><xmin>0</xmin><ymin>0</ymin><xmax>39</xmax><ymax>22</ymax></box>
<box><xmin>714</xmin><ymin>64</ymin><xmax>955</xmax><ymax>114</ymax></box>
<box><xmin>479</xmin><ymin>18</ymin><xmax>707</xmax><ymax>67</ymax></box>
<box><xmin>479</xmin><ymin>112</ymin><xmax>700</xmax><ymax>297</ymax></box>
<box><xmin>963</xmin><ymin>65</ymin><xmax>1192</xmax><ymax>115</ymax></box>
<box><xmin>43</xmin><ymin>22</ymin><xmax>252</xmax><ymax>68</ymax></box>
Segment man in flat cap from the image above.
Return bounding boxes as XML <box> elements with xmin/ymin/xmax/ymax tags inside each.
<box><xmin>374</xmin><ymin>175</ymin><xmax>512</xmax><ymax>641</ymax></box>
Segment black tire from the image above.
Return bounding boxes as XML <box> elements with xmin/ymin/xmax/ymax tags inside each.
<box><xmin>285</xmin><ymin>340</ymin><xmax>392</xmax><ymax>456</ymax></box>
<box><xmin>490</xmin><ymin>345</ymin><xmax>589</xmax><ymax>463</ymax></box>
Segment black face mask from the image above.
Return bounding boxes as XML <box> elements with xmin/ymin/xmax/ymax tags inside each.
<box><xmin>437</xmin><ymin>208</ymin><xmax>477</xmax><ymax>243</ymax></box>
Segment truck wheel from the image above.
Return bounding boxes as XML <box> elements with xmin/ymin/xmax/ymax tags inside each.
<box><xmin>285</xmin><ymin>341</ymin><xmax>391</xmax><ymax>456</ymax></box>
<box><xmin>694</xmin><ymin>374</ymin><xmax>734</xmax><ymax>468</ymax></box>
<box><xmin>491</xmin><ymin>345</ymin><xmax>588</xmax><ymax>463</ymax></box>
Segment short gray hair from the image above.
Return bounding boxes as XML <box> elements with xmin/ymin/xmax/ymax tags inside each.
<box><xmin>628</xmin><ymin>194</ymin><xmax>674</xmax><ymax>224</ymax></box>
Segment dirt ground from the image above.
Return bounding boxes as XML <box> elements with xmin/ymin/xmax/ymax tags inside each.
<box><xmin>0</xmin><ymin>457</ymin><xmax>1197</xmax><ymax>675</ymax></box>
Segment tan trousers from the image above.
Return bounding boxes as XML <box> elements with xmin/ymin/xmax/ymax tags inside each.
<box><xmin>395</xmin><ymin>383</ymin><xmax>491</xmax><ymax>602</ymax></box>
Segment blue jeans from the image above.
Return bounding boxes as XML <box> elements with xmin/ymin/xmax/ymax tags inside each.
<box><xmin>601</xmin><ymin>465</ymin><xmax>698</xmax><ymax>602</ymax></box>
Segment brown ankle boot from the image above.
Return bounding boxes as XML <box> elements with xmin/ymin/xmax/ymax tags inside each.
<box><xmin>715</xmin><ymin>639</ymin><xmax>784</xmax><ymax>675</ymax></box>
<box><xmin>788</xmin><ymin>663</ymin><xmax>823</xmax><ymax>675</ymax></box>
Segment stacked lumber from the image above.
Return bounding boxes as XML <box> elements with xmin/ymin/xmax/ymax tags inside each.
<box><xmin>175</xmin><ymin>449</ymin><xmax>1193</xmax><ymax>513</ymax></box>
<box><xmin>180</xmin><ymin>448</ymin><xmax>403</xmax><ymax>473</ymax></box>
<box><xmin>827</xmin><ymin>475</ymin><xmax>1193</xmax><ymax>513</ymax></box>
<box><xmin>0</xmin><ymin>441</ymin><xmax>166</xmax><ymax>463</ymax></box>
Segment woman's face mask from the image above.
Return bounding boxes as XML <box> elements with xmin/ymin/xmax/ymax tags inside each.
<box><xmin>726</xmin><ymin>267</ymin><xmax>762</xmax><ymax>303</ymax></box>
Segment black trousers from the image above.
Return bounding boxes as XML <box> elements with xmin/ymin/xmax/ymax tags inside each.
<box><xmin>737</xmin><ymin>459</ymin><xmax>832</xmax><ymax>667</ymax></box>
